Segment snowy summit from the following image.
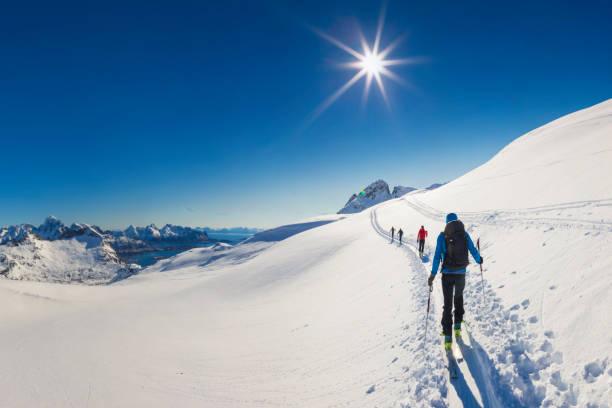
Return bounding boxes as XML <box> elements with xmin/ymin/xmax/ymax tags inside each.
<box><xmin>338</xmin><ymin>179</ymin><xmax>394</xmax><ymax>214</ymax></box>
<box><xmin>337</xmin><ymin>180</ymin><xmax>443</xmax><ymax>214</ymax></box>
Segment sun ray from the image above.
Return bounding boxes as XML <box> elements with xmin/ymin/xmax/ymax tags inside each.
<box><xmin>379</xmin><ymin>66</ymin><xmax>408</xmax><ymax>87</ymax></box>
<box><xmin>311</xmin><ymin>27</ymin><xmax>364</xmax><ymax>60</ymax></box>
<box><xmin>357</xmin><ymin>26</ymin><xmax>371</xmax><ymax>57</ymax></box>
<box><xmin>309</xmin><ymin>69</ymin><xmax>368</xmax><ymax>122</ymax></box>
<box><xmin>373</xmin><ymin>71</ymin><xmax>390</xmax><ymax>109</ymax></box>
<box><xmin>380</xmin><ymin>57</ymin><xmax>425</xmax><ymax>67</ymax></box>
<box><xmin>362</xmin><ymin>72</ymin><xmax>373</xmax><ymax>107</ymax></box>
<box><xmin>373</xmin><ymin>3</ymin><xmax>386</xmax><ymax>55</ymax></box>
<box><xmin>338</xmin><ymin>61</ymin><xmax>365</xmax><ymax>69</ymax></box>
<box><xmin>378</xmin><ymin>33</ymin><xmax>407</xmax><ymax>60</ymax></box>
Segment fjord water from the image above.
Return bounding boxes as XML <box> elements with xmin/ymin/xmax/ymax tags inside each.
<box><xmin>123</xmin><ymin>232</ymin><xmax>254</xmax><ymax>267</ymax></box>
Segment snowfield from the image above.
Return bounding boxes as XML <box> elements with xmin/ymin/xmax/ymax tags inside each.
<box><xmin>0</xmin><ymin>99</ymin><xmax>611</xmax><ymax>407</ymax></box>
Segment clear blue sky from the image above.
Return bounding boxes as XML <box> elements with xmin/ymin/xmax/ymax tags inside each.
<box><xmin>1</xmin><ymin>0</ymin><xmax>611</xmax><ymax>229</ymax></box>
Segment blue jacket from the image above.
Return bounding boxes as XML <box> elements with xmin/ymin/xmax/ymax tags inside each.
<box><xmin>430</xmin><ymin>230</ymin><xmax>481</xmax><ymax>276</ymax></box>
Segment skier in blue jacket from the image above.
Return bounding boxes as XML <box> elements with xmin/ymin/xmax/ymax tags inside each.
<box><xmin>428</xmin><ymin>213</ymin><xmax>483</xmax><ymax>349</ymax></box>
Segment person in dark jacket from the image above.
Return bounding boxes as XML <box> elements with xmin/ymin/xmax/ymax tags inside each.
<box><xmin>428</xmin><ymin>213</ymin><xmax>482</xmax><ymax>349</ymax></box>
<box><xmin>398</xmin><ymin>228</ymin><xmax>403</xmax><ymax>245</ymax></box>
<box><xmin>390</xmin><ymin>226</ymin><xmax>395</xmax><ymax>243</ymax></box>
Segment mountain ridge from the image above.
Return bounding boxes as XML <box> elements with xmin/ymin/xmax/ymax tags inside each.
<box><xmin>337</xmin><ymin>180</ymin><xmax>447</xmax><ymax>214</ymax></box>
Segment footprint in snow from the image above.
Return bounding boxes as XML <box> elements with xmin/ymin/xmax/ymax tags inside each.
<box><xmin>540</xmin><ymin>340</ymin><xmax>553</xmax><ymax>352</ymax></box>
<box><xmin>584</xmin><ymin>360</ymin><xmax>606</xmax><ymax>383</ymax></box>
<box><xmin>366</xmin><ymin>385</ymin><xmax>376</xmax><ymax>394</ymax></box>
<box><xmin>521</xmin><ymin>299</ymin><xmax>530</xmax><ymax>308</ymax></box>
<box><xmin>550</xmin><ymin>370</ymin><xmax>568</xmax><ymax>391</ymax></box>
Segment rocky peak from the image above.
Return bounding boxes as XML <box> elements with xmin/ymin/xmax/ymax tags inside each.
<box><xmin>392</xmin><ymin>185</ymin><xmax>417</xmax><ymax>198</ymax></box>
<box><xmin>37</xmin><ymin>216</ymin><xmax>67</xmax><ymax>240</ymax></box>
<box><xmin>337</xmin><ymin>180</ymin><xmax>392</xmax><ymax>214</ymax></box>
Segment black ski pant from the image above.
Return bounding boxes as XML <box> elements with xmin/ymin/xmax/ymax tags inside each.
<box><xmin>441</xmin><ymin>273</ymin><xmax>465</xmax><ymax>336</ymax></box>
<box><xmin>418</xmin><ymin>239</ymin><xmax>425</xmax><ymax>252</ymax></box>
<box><xmin>399</xmin><ymin>234</ymin><xmax>403</xmax><ymax>244</ymax></box>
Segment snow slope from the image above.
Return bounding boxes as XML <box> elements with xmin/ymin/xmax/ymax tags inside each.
<box><xmin>0</xmin><ymin>99</ymin><xmax>611</xmax><ymax>407</ymax></box>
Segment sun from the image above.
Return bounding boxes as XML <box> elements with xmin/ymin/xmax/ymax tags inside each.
<box><xmin>361</xmin><ymin>52</ymin><xmax>383</xmax><ymax>75</ymax></box>
<box><xmin>307</xmin><ymin>4</ymin><xmax>422</xmax><ymax>122</ymax></box>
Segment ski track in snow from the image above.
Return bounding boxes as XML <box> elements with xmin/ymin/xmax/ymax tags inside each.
<box><xmin>370</xmin><ymin>209</ymin><xmax>448</xmax><ymax>407</ymax></box>
<box><xmin>380</xmin><ymin>198</ymin><xmax>585</xmax><ymax>407</ymax></box>
<box><xmin>370</xmin><ymin>206</ymin><xmax>580</xmax><ymax>407</ymax></box>
<box><xmin>371</xmin><ymin>209</ymin><xmax>504</xmax><ymax>407</ymax></box>
<box><xmin>403</xmin><ymin>197</ymin><xmax>612</xmax><ymax>233</ymax></box>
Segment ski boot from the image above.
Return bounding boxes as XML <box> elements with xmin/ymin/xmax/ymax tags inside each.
<box><xmin>442</xmin><ymin>333</ymin><xmax>452</xmax><ymax>350</ymax></box>
<box><xmin>454</xmin><ymin>322</ymin><xmax>462</xmax><ymax>337</ymax></box>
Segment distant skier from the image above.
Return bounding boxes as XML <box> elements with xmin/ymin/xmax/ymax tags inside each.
<box><xmin>390</xmin><ymin>226</ymin><xmax>395</xmax><ymax>243</ymax></box>
<box><xmin>398</xmin><ymin>228</ymin><xmax>403</xmax><ymax>245</ymax></box>
<box><xmin>417</xmin><ymin>225</ymin><xmax>428</xmax><ymax>257</ymax></box>
<box><xmin>428</xmin><ymin>213</ymin><xmax>482</xmax><ymax>350</ymax></box>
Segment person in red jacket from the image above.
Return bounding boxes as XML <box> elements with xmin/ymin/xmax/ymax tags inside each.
<box><xmin>417</xmin><ymin>225</ymin><xmax>428</xmax><ymax>257</ymax></box>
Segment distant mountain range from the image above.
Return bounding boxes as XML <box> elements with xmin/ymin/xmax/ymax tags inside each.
<box><xmin>337</xmin><ymin>180</ymin><xmax>447</xmax><ymax>214</ymax></box>
<box><xmin>110</xmin><ymin>224</ymin><xmax>211</xmax><ymax>253</ymax></box>
<box><xmin>0</xmin><ymin>217</ymin><xmax>259</xmax><ymax>284</ymax></box>
<box><xmin>0</xmin><ymin>216</ymin><xmax>213</xmax><ymax>248</ymax></box>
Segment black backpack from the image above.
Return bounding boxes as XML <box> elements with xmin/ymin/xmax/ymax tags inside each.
<box><xmin>442</xmin><ymin>220</ymin><xmax>469</xmax><ymax>271</ymax></box>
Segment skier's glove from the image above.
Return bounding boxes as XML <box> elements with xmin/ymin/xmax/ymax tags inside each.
<box><xmin>479</xmin><ymin>256</ymin><xmax>484</xmax><ymax>265</ymax></box>
<box><xmin>428</xmin><ymin>274</ymin><xmax>435</xmax><ymax>287</ymax></box>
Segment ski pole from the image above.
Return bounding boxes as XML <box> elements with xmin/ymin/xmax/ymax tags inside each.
<box><xmin>477</xmin><ymin>238</ymin><xmax>485</xmax><ymax>304</ymax></box>
<box><xmin>424</xmin><ymin>283</ymin><xmax>433</xmax><ymax>342</ymax></box>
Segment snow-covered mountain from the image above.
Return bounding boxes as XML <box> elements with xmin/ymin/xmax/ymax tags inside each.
<box><xmin>391</xmin><ymin>185</ymin><xmax>417</xmax><ymax>197</ymax></box>
<box><xmin>0</xmin><ymin>235</ymin><xmax>141</xmax><ymax>284</ymax></box>
<box><xmin>0</xmin><ymin>217</ymin><xmax>213</xmax><ymax>283</ymax></box>
<box><xmin>0</xmin><ymin>218</ymin><xmax>140</xmax><ymax>284</ymax></box>
<box><xmin>110</xmin><ymin>224</ymin><xmax>211</xmax><ymax>252</ymax></box>
<box><xmin>0</xmin><ymin>215</ymin><xmax>106</xmax><ymax>244</ymax></box>
<box><xmin>426</xmin><ymin>182</ymin><xmax>447</xmax><ymax>190</ymax></box>
<box><xmin>337</xmin><ymin>180</ymin><xmax>443</xmax><ymax>213</ymax></box>
<box><xmin>338</xmin><ymin>179</ymin><xmax>392</xmax><ymax>214</ymax></box>
<box><xmin>1</xmin><ymin>217</ymin><xmax>213</xmax><ymax>252</ymax></box>
<box><xmin>117</xmin><ymin>224</ymin><xmax>208</xmax><ymax>243</ymax></box>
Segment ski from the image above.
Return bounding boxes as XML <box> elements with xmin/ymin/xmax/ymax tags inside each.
<box><xmin>452</xmin><ymin>337</ymin><xmax>464</xmax><ymax>362</ymax></box>
<box><xmin>455</xmin><ymin>322</ymin><xmax>473</xmax><ymax>360</ymax></box>
<box><xmin>444</xmin><ymin>344</ymin><xmax>459</xmax><ymax>379</ymax></box>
